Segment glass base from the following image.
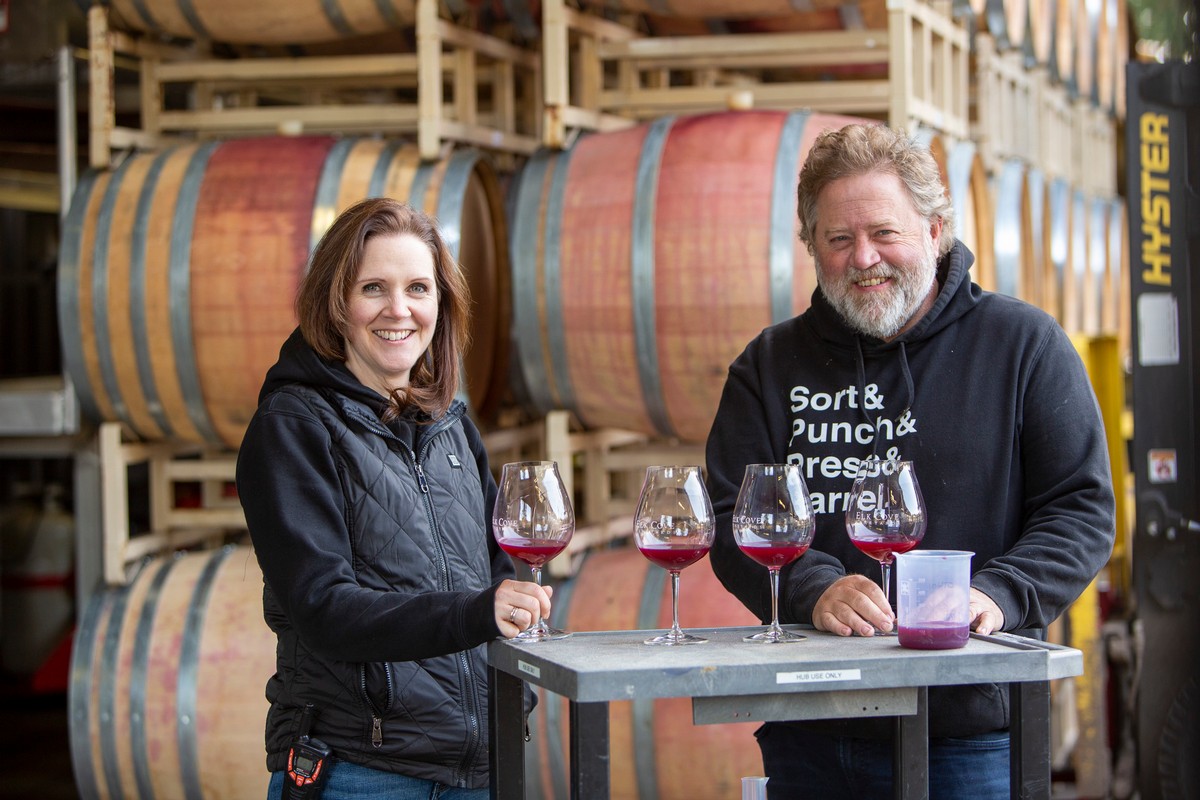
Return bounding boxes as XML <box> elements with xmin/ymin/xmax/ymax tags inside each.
<box><xmin>743</xmin><ymin>625</ymin><xmax>807</xmax><ymax>643</ymax></box>
<box><xmin>514</xmin><ymin>624</ymin><xmax>571</xmax><ymax>642</ymax></box>
<box><xmin>644</xmin><ymin>629</ymin><xmax>707</xmax><ymax>646</ymax></box>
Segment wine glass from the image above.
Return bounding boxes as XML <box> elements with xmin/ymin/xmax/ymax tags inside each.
<box><xmin>733</xmin><ymin>464</ymin><xmax>816</xmax><ymax>643</ymax></box>
<box><xmin>493</xmin><ymin>461</ymin><xmax>575</xmax><ymax>642</ymax></box>
<box><xmin>845</xmin><ymin>458</ymin><xmax>927</xmax><ymax>635</ymax></box>
<box><xmin>633</xmin><ymin>465</ymin><xmax>715</xmax><ymax>645</ymax></box>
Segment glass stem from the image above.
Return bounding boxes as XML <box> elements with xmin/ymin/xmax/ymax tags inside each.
<box><xmin>769</xmin><ymin>567</ymin><xmax>782</xmax><ymax>629</ymax></box>
<box><xmin>669</xmin><ymin>570</ymin><xmax>683</xmax><ymax>633</ymax></box>
<box><xmin>531</xmin><ymin>566</ymin><xmax>544</xmax><ymax>628</ymax></box>
<box><xmin>880</xmin><ymin>561</ymin><xmax>892</xmax><ymax>607</ymax></box>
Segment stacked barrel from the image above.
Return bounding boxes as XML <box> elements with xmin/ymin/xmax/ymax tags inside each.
<box><xmin>64</xmin><ymin>1</ymin><xmax>1128</xmax><ymax>797</ymax></box>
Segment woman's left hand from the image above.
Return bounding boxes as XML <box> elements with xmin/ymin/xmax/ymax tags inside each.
<box><xmin>495</xmin><ymin>579</ymin><xmax>554</xmax><ymax>637</ymax></box>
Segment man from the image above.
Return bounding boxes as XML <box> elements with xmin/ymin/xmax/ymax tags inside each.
<box><xmin>705</xmin><ymin>123</ymin><xmax>1115</xmax><ymax>798</ymax></box>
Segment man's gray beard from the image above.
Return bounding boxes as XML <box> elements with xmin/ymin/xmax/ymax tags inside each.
<box><xmin>815</xmin><ymin>242</ymin><xmax>938</xmax><ymax>340</ymax></box>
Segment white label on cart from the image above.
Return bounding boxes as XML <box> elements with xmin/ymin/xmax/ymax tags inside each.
<box><xmin>517</xmin><ymin>661</ymin><xmax>541</xmax><ymax>679</ymax></box>
<box><xmin>776</xmin><ymin>669</ymin><xmax>861</xmax><ymax>684</ymax></box>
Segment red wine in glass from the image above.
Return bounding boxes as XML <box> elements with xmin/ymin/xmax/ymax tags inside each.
<box><xmin>496</xmin><ymin>539</ymin><xmax>569</xmax><ymax>569</ymax></box>
<box><xmin>847</xmin><ymin>536</ymin><xmax>920</xmax><ymax>564</ymax></box>
<box><xmin>636</xmin><ymin>544</ymin><xmax>710</xmax><ymax>572</ymax></box>
<box><xmin>493</xmin><ymin>460</ymin><xmax>574</xmax><ymax>641</ymax></box>
<box><xmin>733</xmin><ymin>463</ymin><xmax>816</xmax><ymax>643</ymax></box>
<box><xmin>738</xmin><ymin>542</ymin><xmax>810</xmax><ymax>569</ymax></box>
<box><xmin>844</xmin><ymin>458</ymin><xmax>926</xmax><ymax>635</ymax></box>
<box><xmin>634</xmin><ymin>465</ymin><xmax>715</xmax><ymax>646</ymax></box>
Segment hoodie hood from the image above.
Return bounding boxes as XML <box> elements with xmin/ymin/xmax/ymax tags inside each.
<box><xmin>259</xmin><ymin>327</ymin><xmax>388</xmax><ymax>414</ymax></box>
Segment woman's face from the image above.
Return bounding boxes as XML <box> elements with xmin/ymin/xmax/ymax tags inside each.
<box><xmin>342</xmin><ymin>232</ymin><xmax>439</xmax><ymax>397</ymax></box>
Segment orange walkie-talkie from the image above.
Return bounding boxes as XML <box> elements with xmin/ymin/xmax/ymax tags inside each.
<box><xmin>282</xmin><ymin>704</ymin><xmax>333</xmax><ymax>800</ymax></box>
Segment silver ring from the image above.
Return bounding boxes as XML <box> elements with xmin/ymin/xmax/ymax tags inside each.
<box><xmin>509</xmin><ymin>607</ymin><xmax>519</xmax><ymax>623</ymax></box>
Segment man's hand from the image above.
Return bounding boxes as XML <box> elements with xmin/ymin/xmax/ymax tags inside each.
<box><xmin>969</xmin><ymin>587</ymin><xmax>1005</xmax><ymax>635</ymax></box>
<box><xmin>812</xmin><ymin>574</ymin><xmax>894</xmax><ymax>637</ymax></box>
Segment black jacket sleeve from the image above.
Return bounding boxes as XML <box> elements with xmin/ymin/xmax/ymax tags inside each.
<box><xmin>237</xmin><ymin>392</ymin><xmax>507</xmax><ymax>663</ymax></box>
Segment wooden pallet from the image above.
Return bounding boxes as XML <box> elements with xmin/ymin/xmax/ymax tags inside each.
<box><xmin>95</xmin><ymin>421</ymin><xmax>244</xmax><ymax>585</ymax></box>
<box><xmin>540</xmin><ymin>0</ymin><xmax>969</xmax><ymax>146</ymax></box>
<box><xmin>86</xmin><ymin>0</ymin><xmax>540</xmax><ymax>168</ymax></box>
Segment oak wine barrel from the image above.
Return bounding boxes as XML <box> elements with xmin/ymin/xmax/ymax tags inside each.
<box><xmin>531</xmin><ymin>546</ymin><xmax>761</xmax><ymax>800</ymax></box>
<box><xmin>58</xmin><ymin>137</ymin><xmax>510</xmax><ymax>449</ymax></box>
<box><xmin>103</xmin><ymin>0</ymin><xmax>416</xmax><ymax>44</ymax></box>
<box><xmin>508</xmin><ymin>109</ymin><xmax>870</xmax><ymax>442</ymax></box>
<box><xmin>69</xmin><ymin>547</ymin><xmax>274</xmax><ymax>800</ymax></box>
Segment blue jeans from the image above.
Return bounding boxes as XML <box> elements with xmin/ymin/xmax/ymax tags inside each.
<box><xmin>757</xmin><ymin>723</ymin><xmax>1010</xmax><ymax>799</ymax></box>
<box><xmin>268</xmin><ymin>762</ymin><xmax>489</xmax><ymax>800</ymax></box>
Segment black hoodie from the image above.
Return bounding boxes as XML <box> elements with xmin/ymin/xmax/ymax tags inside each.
<box><xmin>706</xmin><ymin>240</ymin><xmax>1116</xmax><ymax>738</ymax></box>
<box><xmin>236</xmin><ymin>328</ymin><xmax>513</xmax><ymax>787</ymax></box>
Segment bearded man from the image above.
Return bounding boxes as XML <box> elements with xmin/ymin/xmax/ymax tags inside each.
<box><xmin>705</xmin><ymin>123</ymin><xmax>1115</xmax><ymax>799</ymax></box>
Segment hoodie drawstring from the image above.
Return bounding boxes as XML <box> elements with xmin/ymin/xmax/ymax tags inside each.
<box><xmin>855</xmin><ymin>337</ymin><xmax>916</xmax><ymax>460</ymax></box>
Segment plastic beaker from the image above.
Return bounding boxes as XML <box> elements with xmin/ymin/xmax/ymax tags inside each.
<box><xmin>741</xmin><ymin>776</ymin><xmax>769</xmax><ymax>800</ymax></box>
<box><xmin>896</xmin><ymin>550</ymin><xmax>974</xmax><ymax>650</ymax></box>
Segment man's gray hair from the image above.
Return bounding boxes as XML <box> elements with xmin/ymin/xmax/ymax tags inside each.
<box><xmin>796</xmin><ymin>123</ymin><xmax>956</xmax><ymax>258</ymax></box>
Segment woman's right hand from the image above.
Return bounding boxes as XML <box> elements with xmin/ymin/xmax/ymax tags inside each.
<box><xmin>494</xmin><ymin>579</ymin><xmax>554</xmax><ymax>637</ymax></box>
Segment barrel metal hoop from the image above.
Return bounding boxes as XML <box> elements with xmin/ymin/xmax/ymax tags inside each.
<box><xmin>175</xmin><ymin>0</ymin><xmax>212</xmax><ymax>40</ymax></box>
<box><xmin>367</xmin><ymin>139</ymin><xmax>407</xmax><ymax>202</ymax></box>
<box><xmin>373</xmin><ymin>0</ymin><xmax>406</xmax><ymax>28</ymax></box>
<box><xmin>1070</xmin><ymin>189</ymin><xmax>1089</xmax><ymax>323</ymax></box>
<box><xmin>127</xmin><ymin>0</ymin><xmax>163</xmax><ymax>36</ymax></box>
<box><xmin>58</xmin><ymin>169</ymin><xmax>104</xmax><ymax>424</ymax></box>
<box><xmin>770</xmin><ymin>111</ymin><xmax>811</xmax><ymax>324</ymax></box>
<box><xmin>436</xmin><ymin>148</ymin><xmax>483</xmax><ymax>260</ymax></box>
<box><xmin>130</xmin><ymin>148</ymin><xmax>177</xmax><ymax>436</ymax></box>
<box><xmin>633</xmin><ymin>562</ymin><xmax>667</xmax><ymax>800</ymax></box>
<box><xmin>510</xmin><ymin>150</ymin><xmax>559</xmax><ymax>414</ymax></box>
<box><xmin>320</xmin><ymin>0</ymin><xmax>358</xmax><ymax>37</ymax></box>
<box><xmin>130</xmin><ymin>556</ymin><xmax>182</xmax><ymax>800</ymax></box>
<box><xmin>68</xmin><ymin>587</ymin><xmax>113</xmax><ymax>800</ymax></box>
<box><xmin>98</xmin><ymin>569</ymin><xmax>139</xmax><ymax>800</ymax></box>
<box><xmin>409</xmin><ymin>159</ymin><xmax>435</xmax><ymax>219</ymax></box>
<box><xmin>93</xmin><ymin>157</ymin><xmax>139</xmax><ymax>425</ymax></box>
<box><xmin>178</xmin><ymin>546</ymin><xmax>237</xmax><ymax>800</ymax></box>
<box><xmin>169</xmin><ymin>141</ymin><xmax>223</xmax><ymax>445</ymax></box>
<box><xmin>310</xmin><ymin>137</ymin><xmax>359</xmax><ymax>256</ymax></box>
<box><xmin>541</xmin><ymin>143</ymin><xmax>578</xmax><ymax>414</ymax></box>
<box><xmin>993</xmin><ymin>159</ymin><xmax>1024</xmax><ymax>298</ymax></box>
<box><xmin>1044</xmin><ymin>177</ymin><xmax>1071</xmax><ymax>317</ymax></box>
<box><xmin>631</xmin><ymin>115</ymin><xmax>678</xmax><ymax>440</ymax></box>
<box><xmin>1088</xmin><ymin>197</ymin><xmax>1109</xmax><ymax>329</ymax></box>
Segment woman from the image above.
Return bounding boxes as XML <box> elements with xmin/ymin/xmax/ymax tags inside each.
<box><xmin>236</xmin><ymin>197</ymin><xmax>551</xmax><ymax>799</ymax></box>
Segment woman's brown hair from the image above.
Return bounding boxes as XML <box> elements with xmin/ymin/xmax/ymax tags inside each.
<box><xmin>295</xmin><ymin>197</ymin><xmax>470</xmax><ymax>420</ymax></box>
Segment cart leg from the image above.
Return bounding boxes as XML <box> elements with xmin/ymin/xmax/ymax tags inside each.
<box><xmin>490</xmin><ymin>666</ymin><xmax>526</xmax><ymax>800</ymax></box>
<box><xmin>1010</xmin><ymin>681</ymin><xmax>1052</xmax><ymax>799</ymax></box>
<box><xmin>569</xmin><ymin>701</ymin><xmax>610</xmax><ymax>800</ymax></box>
<box><xmin>894</xmin><ymin>685</ymin><xmax>929</xmax><ymax>800</ymax></box>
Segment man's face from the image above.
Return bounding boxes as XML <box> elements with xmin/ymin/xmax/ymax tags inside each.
<box><xmin>811</xmin><ymin>170</ymin><xmax>941</xmax><ymax>340</ymax></box>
